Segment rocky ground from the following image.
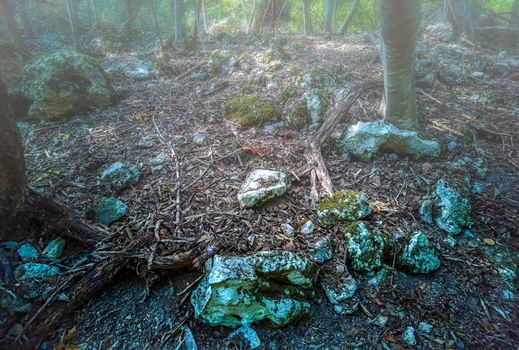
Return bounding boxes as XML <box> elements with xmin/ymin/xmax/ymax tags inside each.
<box><xmin>1</xmin><ymin>28</ymin><xmax>519</xmax><ymax>349</ymax></box>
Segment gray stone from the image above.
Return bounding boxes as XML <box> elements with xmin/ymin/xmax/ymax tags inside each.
<box><xmin>343</xmin><ymin>222</ymin><xmax>385</xmax><ymax>271</ymax></box>
<box><xmin>302</xmin><ymin>89</ymin><xmax>331</xmax><ymax>125</ymax></box>
<box><xmin>300</xmin><ymin>221</ymin><xmax>315</xmax><ymax>235</ymax></box>
<box><xmin>191</xmin><ymin>251</ymin><xmax>318</xmax><ymax>328</ymax></box>
<box><xmin>136</xmin><ymin>136</ymin><xmax>154</xmax><ymax>149</ymax></box>
<box><xmin>93</xmin><ymin>197</ymin><xmax>128</xmax><ymax>226</ymax></box>
<box><xmin>237</xmin><ymin>170</ymin><xmax>289</xmax><ymax>209</ymax></box>
<box><xmin>17</xmin><ymin>243</ymin><xmax>39</xmax><ymax>261</ymax></box>
<box><xmin>228</xmin><ymin>325</ymin><xmax>261</xmax><ymax>349</ymax></box>
<box><xmin>321</xmin><ymin>271</ymin><xmax>358</xmax><ymax>315</ymax></box>
<box><xmin>192</xmin><ymin>131</ymin><xmax>206</xmax><ymax>145</ymax></box>
<box><xmin>280</xmin><ymin>223</ymin><xmax>295</xmax><ymax>237</ymax></box>
<box><xmin>420</xmin><ymin>179</ymin><xmax>472</xmax><ymax>234</ymax></box>
<box><xmin>367</xmin><ymin>267</ymin><xmax>392</xmax><ymax>288</ymax></box>
<box><xmin>180</xmin><ymin>326</ymin><xmax>198</xmax><ymax>350</ymax></box>
<box><xmin>318</xmin><ymin>189</ymin><xmax>371</xmax><ymax>226</ymax></box>
<box><xmin>312</xmin><ymin>236</ymin><xmax>333</xmax><ymax>263</ymax></box>
<box><xmin>372</xmin><ymin>315</ymin><xmax>388</xmax><ymax>327</ymax></box>
<box><xmin>340</xmin><ymin>120</ymin><xmax>441</xmax><ymax>161</ymax></box>
<box><xmin>100</xmin><ymin>162</ymin><xmax>140</xmax><ymax>190</ymax></box>
<box><xmin>403</xmin><ymin>326</ymin><xmax>417</xmax><ymax>346</ymax></box>
<box><xmin>418</xmin><ymin>321</ymin><xmax>433</xmax><ymax>334</ymax></box>
<box><xmin>42</xmin><ymin>237</ymin><xmax>66</xmax><ymax>259</ymax></box>
<box><xmin>399</xmin><ymin>232</ymin><xmax>440</xmax><ymax>274</ymax></box>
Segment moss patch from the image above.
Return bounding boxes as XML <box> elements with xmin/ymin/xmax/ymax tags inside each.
<box><xmin>343</xmin><ymin>222</ymin><xmax>385</xmax><ymax>272</ymax></box>
<box><xmin>318</xmin><ymin>189</ymin><xmax>372</xmax><ymax>226</ymax></box>
<box><xmin>223</xmin><ymin>95</ymin><xmax>276</xmax><ymax>127</ymax></box>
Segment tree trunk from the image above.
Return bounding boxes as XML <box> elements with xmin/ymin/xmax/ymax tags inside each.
<box><xmin>303</xmin><ymin>0</ymin><xmax>312</xmax><ymax>35</ymax></box>
<box><xmin>323</xmin><ymin>0</ymin><xmax>335</xmax><ymax>33</ymax></box>
<box><xmin>509</xmin><ymin>0</ymin><xmax>519</xmax><ymax>28</ymax></box>
<box><xmin>378</xmin><ymin>0</ymin><xmax>420</xmax><ymax>130</ymax></box>
<box><xmin>123</xmin><ymin>0</ymin><xmax>139</xmax><ymax>37</ymax></box>
<box><xmin>443</xmin><ymin>0</ymin><xmax>475</xmax><ymax>41</ymax></box>
<box><xmin>66</xmin><ymin>0</ymin><xmax>81</xmax><ymax>51</ymax></box>
<box><xmin>149</xmin><ymin>0</ymin><xmax>164</xmax><ymax>51</ymax></box>
<box><xmin>89</xmin><ymin>0</ymin><xmax>100</xmax><ymax>29</ymax></box>
<box><xmin>0</xmin><ymin>78</ymin><xmax>28</xmax><ymax>240</ymax></box>
<box><xmin>18</xmin><ymin>0</ymin><xmax>34</xmax><ymax>37</ymax></box>
<box><xmin>339</xmin><ymin>0</ymin><xmax>360</xmax><ymax>35</ymax></box>
<box><xmin>174</xmin><ymin>0</ymin><xmax>187</xmax><ymax>44</ymax></box>
<box><xmin>0</xmin><ymin>0</ymin><xmax>30</xmax><ymax>54</ymax></box>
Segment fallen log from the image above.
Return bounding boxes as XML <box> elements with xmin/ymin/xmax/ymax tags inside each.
<box><xmin>304</xmin><ymin>80</ymin><xmax>382</xmax><ymax>205</ymax></box>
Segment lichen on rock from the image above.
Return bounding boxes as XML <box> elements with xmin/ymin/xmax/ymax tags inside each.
<box><xmin>223</xmin><ymin>95</ymin><xmax>276</xmax><ymax>127</ymax></box>
<box><xmin>191</xmin><ymin>251</ymin><xmax>318</xmax><ymax>328</ymax></box>
<box><xmin>343</xmin><ymin>222</ymin><xmax>385</xmax><ymax>271</ymax></box>
<box><xmin>318</xmin><ymin>189</ymin><xmax>372</xmax><ymax>226</ymax></box>
<box><xmin>22</xmin><ymin>50</ymin><xmax>113</xmax><ymax>119</ymax></box>
<box><xmin>237</xmin><ymin>169</ymin><xmax>289</xmax><ymax>208</ymax></box>
<box><xmin>283</xmin><ymin>98</ymin><xmax>311</xmax><ymax>130</ymax></box>
<box><xmin>320</xmin><ymin>270</ymin><xmax>358</xmax><ymax>315</ymax></box>
<box><xmin>398</xmin><ymin>232</ymin><xmax>440</xmax><ymax>274</ymax></box>
<box><xmin>100</xmin><ymin>162</ymin><xmax>140</xmax><ymax>191</ymax></box>
<box><xmin>340</xmin><ymin>120</ymin><xmax>441</xmax><ymax>161</ymax></box>
<box><xmin>93</xmin><ymin>197</ymin><xmax>128</xmax><ymax>226</ymax></box>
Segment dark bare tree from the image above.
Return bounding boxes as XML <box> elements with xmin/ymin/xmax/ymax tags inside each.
<box><xmin>443</xmin><ymin>0</ymin><xmax>475</xmax><ymax>41</ymax></box>
<box><xmin>339</xmin><ymin>0</ymin><xmax>360</xmax><ymax>35</ymax></box>
<box><xmin>0</xmin><ymin>0</ymin><xmax>30</xmax><ymax>54</ymax></box>
<box><xmin>174</xmin><ymin>0</ymin><xmax>187</xmax><ymax>44</ymax></box>
<box><xmin>66</xmin><ymin>0</ymin><xmax>81</xmax><ymax>50</ymax></box>
<box><xmin>303</xmin><ymin>0</ymin><xmax>313</xmax><ymax>35</ymax></box>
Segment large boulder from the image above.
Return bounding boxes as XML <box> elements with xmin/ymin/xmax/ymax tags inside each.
<box><xmin>191</xmin><ymin>251</ymin><xmax>318</xmax><ymax>328</ymax></box>
<box><xmin>341</xmin><ymin>120</ymin><xmax>441</xmax><ymax>161</ymax></box>
<box><xmin>22</xmin><ymin>50</ymin><xmax>113</xmax><ymax>119</ymax></box>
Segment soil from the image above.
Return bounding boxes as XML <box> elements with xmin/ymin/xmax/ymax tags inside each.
<box><xmin>7</xmin><ymin>33</ymin><xmax>519</xmax><ymax>349</ymax></box>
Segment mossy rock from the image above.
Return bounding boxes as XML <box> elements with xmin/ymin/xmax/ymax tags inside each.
<box><xmin>283</xmin><ymin>99</ymin><xmax>310</xmax><ymax>130</ymax></box>
<box><xmin>223</xmin><ymin>95</ymin><xmax>276</xmax><ymax>127</ymax></box>
<box><xmin>22</xmin><ymin>50</ymin><xmax>113</xmax><ymax>119</ymax></box>
<box><xmin>343</xmin><ymin>222</ymin><xmax>385</xmax><ymax>272</ymax></box>
<box><xmin>398</xmin><ymin>232</ymin><xmax>440</xmax><ymax>274</ymax></box>
<box><xmin>0</xmin><ymin>42</ymin><xmax>26</xmax><ymax>86</ymax></box>
<box><xmin>302</xmin><ymin>89</ymin><xmax>331</xmax><ymax>125</ymax></box>
<box><xmin>302</xmin><ymin>67</ymin><xmax>336</xmax><ymax>91</ymax></box>
<box><xmin>318</xmin><ymin>190</ymin><xmax>372</xmax><ymax>226</ymax></box>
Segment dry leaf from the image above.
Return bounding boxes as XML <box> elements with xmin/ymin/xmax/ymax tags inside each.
<box><xmin>242</xmin><ymin>145</ymin><xmax>266</xmax><ymax>155</ymax></box>
<box><xmin>131</xmin><ymin>112</ymin><xmax>151</xmax><ymax>122</ymax></box>
<box><xmin>483</xmin><ymin>238</ymin><xmax>496</xmax><ymax>245</ymax></box>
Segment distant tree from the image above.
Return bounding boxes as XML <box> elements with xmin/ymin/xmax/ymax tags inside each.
<box><xmin>339</xmin><ymin>0</ymin><xmax>361</xmax><ymax>35</ymax></box>
<box><xmin>378</xmin><ymin>0</ymin><xmax>421</xmax><ymax>130</ymax></box>
<box><xmin>88</xmin><ymin>0</ymin><xmax>100</xmax><ymax>29</ymax></box>
<box><xmin>510</xmin><ymin>0</ymin><xmax>519</xmax><ymax>27</ymax></box>
<box><xmin>303</xmin><ymin>0</ymin><xmax>313</xmax><ymax>35</ymax></box>
<box><xmin>173</xmin><ymin>0</ymin><xmax>187</xmax><ymax>44</ymax></box>
<box><xmin>66</xmin><ymin>0</ymin><xmax>81</xmax><ymax>50</ymax></box>
<box><xmin>148</xmin><ymin>0</ymin><xmax>165</xmax><ymax>51</ymax></box>
<box><xmin>0</xmin><ymin>0</ymin><xmax>30</xmax><ymax>54</ymax></box>
<box><xmin>323</xmin><ymin>0</ymin><xmax>336</xmax><ymax>33</ymax></box>
<box><xmin>252</xmin><ymin>0</ymin><xmax>286</xmax><ymax>33</ymax></box>
<box><xmin>18</xmin><ymin>0</ymin><xmax>34</xmax><ymax>37</ymax></box>
<box><xmin>123</xmin><ymin>0</ymin><xmax>139</xmax><ymax>37</ymax></box>
<box><xmin>443</xmin><ymin>0</ymin><xmax>475</xmax><ymax>41</ymax></box>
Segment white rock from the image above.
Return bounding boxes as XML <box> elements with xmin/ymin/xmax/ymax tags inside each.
<box><xmin>237</xmin><ymin>169</ymin><xmax>289</xmax><ymax>209</ymax></box>
<box><xmin>300</xmin><ymin>220</ymin><xmax>315</xmax><ymax>235</ymax></box>
<box><xmin>403</xmin><ymin>326</ymin><xmax>417</xmax><ymax>346</ymax></box>
<box><xmin>192</xmin><ymin>131</ymin><xmax>206</xmax><ymax>145</ymax></box>
<box><xmin>280</xmin><ymin>223</ymin><xmax>295</xmax><ymax>237</ymax></box>
<box><xmin>418</xmin><ymin>321</ymin><xmax>433</xmax><ymax>334</ymax></box>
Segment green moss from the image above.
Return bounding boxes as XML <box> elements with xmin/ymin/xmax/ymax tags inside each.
<box><xmin>398</xmin><ymin>232</ymin><xmax>440</xmax><ymax>274</ymax></box>
<box><xmin>318</xmin><ymin>190</ymin><xmax>372</xmax><ymax>226</ymax></box>
<box><xmin>223</xmin><ymin>95</ymin><xmax>276</xmax><ymax>127</ymax></box>
<box><xmin>283</xmin><ymin>99</ymin><xmax>310</xmax><ymax>130</ymax></box>
<box><xmin>343</xmin><ymin>222</ymin><xmax>385</xmax><ymax>272</ymax></box>
<box><xmin>280</xmin><ymin>86</ymin><xmax>298</xmax><ymax>102</ymax></box>
<box><xmin>302</xmin><ymin>67</ymin><xmax>336</xmax><ymax>90</ymax></box>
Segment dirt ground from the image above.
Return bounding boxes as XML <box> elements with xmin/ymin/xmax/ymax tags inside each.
<box><xmin>14</xmin><ymin>34</ymin><xmax>519</xmax><ymax>349</ymax></box>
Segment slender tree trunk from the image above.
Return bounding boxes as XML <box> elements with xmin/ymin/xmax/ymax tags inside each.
<box><xmin>303</xmin><ymin>0</ymin><xmax>312</xmax><ymax>35</ymax></box>
<box><xmin>0</xmin><ymin>77</ymin><xmax>27</xmax><ymax>237</ymax></box>
<box><xmin>18</xmin><ymin>0</ymin><xmax>34</xmax><ymax>37</ymax></box>
<box><xmin>201</xmin><ymin>0</ymin><xmax>208</xmax><ymax>33</ymax></box>
<box><xmin>0</xmin><ymin>0</ymin><xmax>30</xmax><ymax>54</ymax></box>
<box><xmin>443</xmin><ymin>0</ymin><xmax>475</xmax><ymax>41</ymax></box>
<box><xmin>66</xmin><ymin>0</ymin><xmax>81</xmax><ymax>51</ymax></box>
<box><xmin>174</xmin><ymin>0</ymin><xmax>187</xmax><ymax>44</ymax></box>
<box><xmin>509</xmin><ymin>0</ymin><xmax>519</xmax><ymax>27</ymax></box>
<box><xmin>378</xmin><ymin>0</ymin><xmax>420</xmax><ymax>130</ymax></box>
<box><xmin>339</xmin><ymin>0</ymin><xmax>360</xmax><ymax>35</ymax></box>
<box><xmin>123</xmin><ymin>0</ymin><xmax>139</xmax><ymax>37</ymax></box>
<box><xmin>89</xmin><ymin>0</ymin><xmax>100</xmax><ymax>29</ymax></box>
<box><xmin>193</xmin><ymin>0</ymin><xmax>203</xmax><ymax>42</ymax></box>
<box><xmin>323</xmin><ymin>0</ymin><xmax>335</xmax><ymax>33</ymax></box>
<box><xmin>149</xmin><ymin>0</ymin><xmax>164</xmax><ymax>51</ymax></box>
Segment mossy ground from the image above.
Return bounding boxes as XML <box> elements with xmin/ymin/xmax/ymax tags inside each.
<box><xmin>223</xmin><ymin>95</ymin><xmax>276</xmax><ymax>127</ymax></box>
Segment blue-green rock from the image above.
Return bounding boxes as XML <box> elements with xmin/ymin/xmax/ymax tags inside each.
<box><xmin>228</xmin><ymin>325</ymin><xmax>261</xmax><ymax>349</ymax></box>
<box><xmin>0</xmin><ymin>286</ymin><xmax>27</xmax><ymax>329</ymax></box>
<box><xmin>367</xmin><ymin>267</ymin><xmax>393</xmax><ymax>288</ymax></box>
<box><xmin>100</xmin><ymin>162</ymin><xmax>140</xmax><ymax>190</ymax></box>
<box><xmin>311</xmin><ymin>236</ymin><xmax>333</xmax><ymax>263</ymax></box>
<box><xmin>318</xmin><ymin>189</ymin><xmax>372</xmax><ymax>226</ymax></box>
<box><xmin>191</xmin><ymin>251</ymin><xmax>318</xmax><ymax>328</ymax></box>
<box><xmin>343</xmin><ymin>222</ymin><xmax>385</xmax><ymax>271</ymax></box>
<box><xmin>321</xmin><ymin>271</ymin><xmax>358</xmax><ymax>315</ymax></box>
<box><xmin>17</xmin><ymin>243</ymin><xmax>39</xmax><ymax>261</ymax></box>
<box><xmin>93</xmin><ymin>197</ymin><xmax>128</xmax><ymax>226</ymax></box>
<box><xmin>340</xmin><ymin>120</ymin><xmax>441</xmax><ymax>161</ymax></box>
<box><xmin>14</xmin><ymin>263</ymin><xmax>60</xmax><ymax>299</ymax></box>
<box><xmin>399</xmin><ymin>232</ymin><xmax>440</xmax><ymax>274</ymax></box>
<box><xmin>42</xmin><ymin>237</ymin><xmax>66</xmax><ymax>259</ymax></box>
<box><xmin>22</xmin><ymin>50</ymin><xmax>113</xmax><ymax>119</ymax></box>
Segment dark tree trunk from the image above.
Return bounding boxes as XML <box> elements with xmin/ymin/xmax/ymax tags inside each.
<box><xmin>339</xmin><ymin>0</ymin><xmax>360</xmax><ymax>35</ymax></box>
<box><xmin>18</xmin><ymin>0</ymin><xmax>34</xmax><ymax>37</ymax></box>
<box><xmin>323</xmin><ymin>0</ymin><xmax>335</xmax><ymax>33</ymax></box>
<box><xmin>443</xmin><ymin>0</ymin><xmax>475</xmax><ymax>41</ymax></box>
<box><xmin>303</xmin><ymin>0</ymin><xmax>312</xmax><ymax>35</ymax></box>
<box><xmin>149</xmin><ymin>0</ymin><xmax>164</xmax><ymax>51</ymax></box>
<box><xmin>252</xmin><ymin>0</ymin><xmax>285</xmax><ymax>33</ymax></box>
<box><xmin>0</xmin><ymin>78</ymin><xmax>28</xmax><ymax>240</ymax></box>
<box><xmin>87</xmin><ymin>0</ymin><xmax>100</xmax><ymax>29</ymax></box>
<box><xmin>0</xmin><ymin>0</ymin><xmax>30</xmax><ymax>54</ymax></box>
<box><xmin>510</xmin><ymin>0</ymin><xmax>519</xmax><ymax>28</ymax></box>
<box><xmin>174</xmin><ymin>0</ymin><xmax>187</xmax><ymax>44</ymax></box>
<box><xmin>66</xmin><ymin>0</ymin><xmax>81</xmax><ymax>50</ymax></box>
<box><xmin>123</xmin><ymin>0</ymin><xmax>139</xmax><ymax>37</ymax></box>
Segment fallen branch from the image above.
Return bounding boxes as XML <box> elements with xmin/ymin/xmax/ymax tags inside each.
<box><xmin>304</xmin><ymin>80</ymin><xmax>382</xmax><ymax>205</ymax></box>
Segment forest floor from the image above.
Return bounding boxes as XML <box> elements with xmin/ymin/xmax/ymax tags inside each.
<box><xmin>10</xmin><ymin>32</ymin><xmax>519</xmax><ymax>349</ymax></box>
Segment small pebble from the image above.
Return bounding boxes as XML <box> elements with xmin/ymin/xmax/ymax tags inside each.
<box><xmin>418</xmin><ymin>321</ymin><xmax>433</xmax><ymax>334</ymax></box>
<box><xmin>403</xmin><ymin>326</ymin><xmax>416</xmax><ymax>346</ymax></box>
<box><xmin>300</xmin><ymin>220</ymin><xmax>315</xmax><ymax>235</ymax></box>
<box><xmin>280</xmin><ymin>223</ymin><xmax>295</xmax><ymax>237</ymax></box>
<box><xmin>192</xmin><ymin>131</ymin><xmax>206</xmax><ymax>145</ymax></box>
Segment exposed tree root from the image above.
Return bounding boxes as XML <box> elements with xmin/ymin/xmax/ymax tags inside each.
<box><xmin>304</xmin><ymin>80</ymin><xmax>382</xmax><ymax>205</ymax></box>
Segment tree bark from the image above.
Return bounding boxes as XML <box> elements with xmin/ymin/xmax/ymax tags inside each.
<box><xmin>339</xmin><ymin>0</ymin><xmax>360</xmax><ymax>35</ymax></box>
<box><xmin>323</xmin><ymin>0</ymin><xmax>335</xmax><ymax>33</ymax></box>
<box><xmin>443</xmin><ymin>0</ymin><xmax>475</xmax><ymax>41</ymax></box>
<box><xmin>0</xmin><ymin>0</ymin><xmax>30</xmax><ymax>54</ymax></box>
<box><xmin>123</xmin><ymin>0</ymin><xmax>139</xmax><ymax>37</ymax></box>
<box><xmin>18</xmin><ymin>0</ymin><xmax>34</xmax><ymax>37</ymax></box>
<box><xmin>89</xmin><ymin>0</ymin><xmax>100</xmax><ymax>29</ymax></box>
<box><xmin>378</xmin><ymin>0</ymin><xmax>420</xmax><ymax>130</ymax></box>
<box><xmin>509</xmin><ymin>0</ymin><xmax>519</xmax><ymax>28</ymax></box>
<box><xmin>149</xmin><ymin>0</ymin><xmax>165</xmax><ymax>51</ymax></box>
<box><xmin>174</xmin><ymin>0</ymin><xmax>187</xmax><ymax>44</ymax></box>
<box><xmin>0</xmin><ymin>78</ymin><xmax>27</xmax><ymax>239</ymax></box>
<box><xmin>66</xmin><ymin>0</ymin><xmax>81</xmax><ymax>51</ymax></box>
<box><xmin>303</xmin><ymin>0</ymin><xmax>312</xmax><ymax>35</ymax></box>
